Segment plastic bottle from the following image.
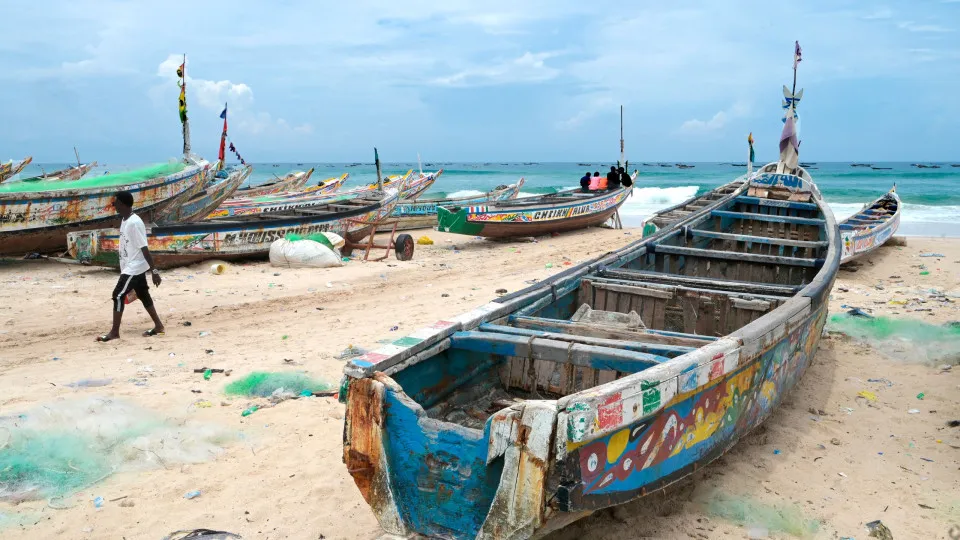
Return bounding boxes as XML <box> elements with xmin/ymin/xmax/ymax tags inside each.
<box><xmin>203</xmin><ymin>369</ymin><xmax>212</xmax><ymax>381</ymax></box>
<box><xmin>241</xmin><ymin>405</ymin><xmax>259</xmax><ymax>417</ymax></box>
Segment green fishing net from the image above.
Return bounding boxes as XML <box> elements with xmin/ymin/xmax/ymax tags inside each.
<box><xmin>827</xmin><ymin>314</ymin><xmax>960</xmax><ymax>364</ymax></box>
<box><xmin>223</xmin><ymin>372</ymin><xmax>334</xmax><ymax>398</ymax></box>
<box><xmin>285</xmin><ymin>233</ymin><xmax>334</xmax><ymax>250</ymax></box>
<box><xmin>0</xmin><ymin>163</ymin><xmax>188</xmax><ymax>194</ymax></box>
<box><xmin>707</xmin><ymin>492</ymin><xmax>820</xmax><ymax>537</ymax></box>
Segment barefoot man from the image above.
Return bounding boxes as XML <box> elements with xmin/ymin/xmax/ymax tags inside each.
<box><xmin>96</xmin><ymin>190</ymin><xmax>164</xmax><ymax>342</ymax></box>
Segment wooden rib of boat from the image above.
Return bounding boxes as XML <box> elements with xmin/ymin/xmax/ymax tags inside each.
<box><xmin>155</xmin><ymin>165</ymin><xmax>252</xmax><ymax>224</ymax></box>
<box><xmin>376</xmin><ymin>178</ymin><xmax>525</xmax><ymax>232</ymax></box>
<box><xmin>67</xmin><ymin>189</ymin><xmax>401</xmax><ymax>269</ymax></box>
<box><xmin>231</xmin><ymin>168</ymin><xmax>315</xmax><ymax>198</ymax></box>
<box><xmin>22</xmin><ymin>162</ymin><xmax>98</xmax><ymax>182</ymax></box>
<box><xmin>340</xmin><ymin>162</ymin><xmax>838</xmax><ymax>539</ymax></box>
<box><xmin>0</xmin><ymin>162</ymin><xmax>207</xmax><ymax>256</ymax></box>
<box><xmin>437</xmin><ymin>176</ymin><xmax>634</xmax><ymax>238</ymax></box>
<box><xmin>839</xmin><ymin>186</ymin><xmax>900</xmax><ymax>264</ymax></box>
<box><xmin>644</xmin><ymin>178</ymin><xmax>746</xmax><ymax>231</ymax></box>
<box><xmin>0</xmin><ymin>157</ymin><xmax>33</xmax><ymax>184</ymax></box>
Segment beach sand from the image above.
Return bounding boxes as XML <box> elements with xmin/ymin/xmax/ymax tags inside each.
<box><xmin>0</xmin><ymin>230</ymin><xmax>958</xmax><ymax>539</ymax></box>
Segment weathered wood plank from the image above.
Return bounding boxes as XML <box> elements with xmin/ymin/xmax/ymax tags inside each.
<box><xmin>653</xmin><ymin>244</ymin><xmax>820</xmax><ymax>267</ymax></box>
<box><xmin>711</xmin><ymin>209</ymin><xmax>825</xmax><ymax>226</ymax></box>
<box><xmin>689</xmin><ymin>228</ymin><xmax>827</xmax><ymax>249</ymax></box>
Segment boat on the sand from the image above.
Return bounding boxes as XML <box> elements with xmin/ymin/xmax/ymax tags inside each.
<box><xmin>377</xmin><ymin>178</ymin><xmax>525</xmax><ymax>232</ymax></box>
<box><xmin>341</xmin><ymin>57</ymin><xmax>833</xmax><ymax>539</ymax></box>
<box><xmin>0</xmin><ymin>157</ymin><xmax>33</xmax><ymax>184</ymax></box>
<box><xmin>67</xmin><ymin>189</ymin><xmax>401</xmax><ymax>269</ymax></box>
<box><xmin>231</xmin><ymin>168</ymin><xmax>315</xmax><ymax>198</ymax></box>
<box><xmin>21</xmin><ymin>161</ymin><xmax>98</xmax><ymax>183</ymax></box>
<box><xmin>839</xmin><ymin>186</ymin><xmax>900</xmax><ymax>264</ymax></box>
<box><xmin>436</xmin><ymin>177</ymin><xmax>634</xmax><ymax>238</ymax></box>
<box><xmin>0</xmin><ymin>162</ymin><xmax>207</xmax><ymax>256</ymax></box>
<box><xmin>155</xmin><ymin>165</ymin><xmax>252</xmax><ymax>224</ymax></box>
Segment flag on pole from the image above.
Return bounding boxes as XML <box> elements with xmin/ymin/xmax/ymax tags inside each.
<box><xmin>748</xmin><ymin>132</ymin><xmax>755</xmax><ymax>164</ymax></box>
<box><xmin>218</xmin><ymin>103</ymin><xmax>228</xmax><ymax>166</ymax></box>
<box><xmin>220</xmin><ymin>105</ymin><xmax>227</xmax><ymax>119</ymax></box>
<box><xmin>793</xmin><ymin>41</ymin><xmax>802</xmax><ymax>69</ymax></box>
<box><xmin>177</xmin><ymin>62</ymin><xmax>187</xmax><ymax>124</ymax></box>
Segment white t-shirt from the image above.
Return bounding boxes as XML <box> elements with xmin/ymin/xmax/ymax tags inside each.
<box><xmin>119</xmin><ymin>214</ymin><xmax>151</xmax><ymax>276</ymax></box>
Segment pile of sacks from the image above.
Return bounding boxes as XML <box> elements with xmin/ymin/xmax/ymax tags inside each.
<box><xmin>269</xmin><ymin>232</ymin><xmax>345</xmax><ymax>268</ymax></box>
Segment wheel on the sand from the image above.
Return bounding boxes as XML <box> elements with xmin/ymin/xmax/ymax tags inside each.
<box><xmin>395</xmin><ymin>234</ymin><xmax>415</xmax><ymax>261</ymax></box>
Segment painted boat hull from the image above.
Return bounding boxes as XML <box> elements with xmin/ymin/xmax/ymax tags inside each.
<box><xmin>340</xmin><ymin>164</ymin><xmax>839</xmax><ymax>538</ymax></box>
<box><xmin>437</xmin><ymin>186</ymin><xmax>631</xmax><ymax>238</ymax></box>
<box><xmin>67</xmin><ymin>190</ymin><xmax>400</xmax><ymax>269</ymax></box>
<box><xmin>0</xmin><ymin>157</ymin><xmax>33</xmax><ymax>184</ymax></box>
<box><xmin>231</xmin><ymin>168</ymin><xmax>314</xmax><ymax>198</ymax></box>
<box><xmin>155</xmin><ymin>166</ymin><xmax>251</xmax><ymax>224</ymax></box>
<box><xmin>376</xmin><ymin>179</ymin><xmax>525</xmax><ymax>232</ymax></box>
<box><xmin>839</xmin><ymin>189</ymin><xmax>900</xmax><ymax>264</ymax></box>
<box><xmin>0</xmin><ymin>164</ymin><xmax>206</xmax><ymax>255</ymax></box>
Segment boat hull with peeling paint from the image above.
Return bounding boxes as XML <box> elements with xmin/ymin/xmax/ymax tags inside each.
<box><xmin>340</xmin><ymin>163</ymin><xmax>838</xmax><ymax>538</ymax></box>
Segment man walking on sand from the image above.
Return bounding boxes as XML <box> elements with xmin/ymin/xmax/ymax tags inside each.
<box><xmin>96</xmin><ymin>190</ymin><xmax>165</xmax><ymax>342</ymax></box>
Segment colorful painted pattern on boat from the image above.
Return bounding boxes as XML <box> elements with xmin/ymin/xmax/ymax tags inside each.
<box><xmin>468</xmin><ymin>188</ymin><xmax>628</xmax><ymax>224</ymax></box>
<box><xmin>839</xmin><ymin>191</ymin><xmax>900</xmax><ymax>263</ymax></box>
<box><xmin>0</xmin><ymin>157</ymin><xmax>33</xmax><ymax>184</ymax></box>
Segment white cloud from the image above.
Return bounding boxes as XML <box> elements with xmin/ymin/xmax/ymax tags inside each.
<box><xmin>898</xmin><ymin>21</ymin><xmax>953</xmax><ymax>32</ymax></box>
<box><xmin>677</xmin><ymin>102</ymin><xmax>751</xmax><ymax>135</ymax></box>
<box><xmin>431</xmin><ymin>51</ymin><xmax>562</xmax><ymax>87</ymax></box>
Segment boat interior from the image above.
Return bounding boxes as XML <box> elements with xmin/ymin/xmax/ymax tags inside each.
<box><xmin>383</xmin><ymin>175</ymin><xmax>830</xmax><ymax>430</ymax></box>
<box><xmin>167</xmin><ymin>195</ymin><xmax>384</xmax><ymax>228</ymax></box>
<box><xmin>840</xmin><ymin>191</ymin><xmax>898</xmax><ymax>231</ymax></box>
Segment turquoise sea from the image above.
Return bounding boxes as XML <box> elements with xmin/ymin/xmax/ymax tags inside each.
<box><xmin>16</xmin><ymin>161</ymin><xmax>960</xmax><ymax>236</ymax></box>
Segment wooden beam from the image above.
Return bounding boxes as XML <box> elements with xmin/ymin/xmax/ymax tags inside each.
<box><xmin>477</xmin><ymin>323</ymin><xmax>696</xmax><ymax>357</ymax></box>
<box><xmin>586</xmin><ymin>280</ymin><xmax>674</xmax><ymax>299</ymax></box>
<box><xmin>688</xmin><ymin>228</ymin><xmax>827</xmax><ymax>249</ymax></box>
<box><xmin>599</xmin><ymin>268</ymin><xmax>799</xmax><ymax>296</ymax></box>
<box><xmin>711</xmin><ymin>209</ymin><xmax>825</xmax><ymax>226</ymax></box>
<box><xmin>508</xmin><ymin>315</ymin><xmax>715</xmax><ymax>347</ymax></box>
<box><xmin>651</xmin><ymin>244</ymin><xmax>821</xmax><ymax>267</ymax></box>
<box><xmin>734</xmin><ymin>195</ymin><xmax>819</xmax><ymax>212</ymax></box>
<box><xmin>586</xmin><ymin>276</ymin><xmax>789</xmax><ymax>304</ymax></box>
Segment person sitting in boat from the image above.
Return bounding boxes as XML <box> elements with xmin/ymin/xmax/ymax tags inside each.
<box><xmin>589</xmin><ymin>171</ymin><xmax>602</xmax><ymax>190</ymax></box>
<box><xmin>619</xmin><ymin>166</ymin><xmax>633</xmax><ymax>188</ymax></box>
<box><xmin>597</xmin><ymin>169</ymin><xmax>609</xmax><ymax>190</ymax></box>
<box><xmin>580</xmin><ymin>171</ymin><xmax>592</xmax><ymax>192</ymax></box>
<box><xmin>607</xmin><ymin>166</ymin><xmax>621</xmax><ymax>190</ymax></box>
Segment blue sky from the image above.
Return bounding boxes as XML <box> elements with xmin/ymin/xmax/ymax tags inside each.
<box><xmin>3</xmin><ymin>1</ymin><xmax>959</xmax><ymax>163</ymax></box>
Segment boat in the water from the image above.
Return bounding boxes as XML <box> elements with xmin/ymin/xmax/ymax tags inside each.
<box><xmin>0</xmin><ymin>157</ymin><xmax>33</xmax><ymax>184</ymax></box>
<box><xmin>839</xmin><ymin>186</ymin><xmax>900</xmax><ymax>264</ymax></box>
<box><xmin>378</xmin><ymin>178</ymin><xmax>525</xmax><ymax>232</ymax></box>
<box><xmin>231</xmin><ymin>168</ymin><xmax>315</xmax><ymax>198</ymax></box>
<box><xmin>67</xmin><ymin>189</ymin><xmax>401</xmax><ymax>269</ymax></box>
<box><xmin>341</xmin><ymin>58</ymin><xmax>833</xmax><ymax>539</ymax></box>
<box><xmin>0</xmin><ymin>162</ymin><xmax>207</xmax><ymax>256</ymax></box>
<box><xmin>436</xmin><ymin>178</ymin><xmax>633</xmax><ymax>238</ymax></box>
<box><xmin>22</xmin><ymin>161</ymin><xmax>98</xmax><ymax>183</ymax></box>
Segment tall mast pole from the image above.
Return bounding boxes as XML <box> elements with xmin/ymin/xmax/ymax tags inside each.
<box><xmin>182</xmin><ymin>53</ymin><xmax>192</xmax><ymax>159</ymax></box>
<box><xmin>619</xmin><ymin>105</ymin><xmax>625</xmax><ymax>167</ymax></box>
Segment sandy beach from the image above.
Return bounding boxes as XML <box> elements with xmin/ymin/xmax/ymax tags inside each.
<box><xmin>1</xmin><ymin>230</ymin><xmax>958</xmax><ymax>539</ymax></box>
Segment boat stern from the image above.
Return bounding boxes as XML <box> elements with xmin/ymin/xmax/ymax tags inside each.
<box><xmin>437</xmin><ymin>206</ymin><xmax>485</xmax><ymax>236</ymax></box>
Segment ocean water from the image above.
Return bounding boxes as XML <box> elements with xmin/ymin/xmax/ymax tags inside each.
<box><xmin>15</xmin><ymin>161</ymin><xmax>960</xmax><ymax>236</ymax></box>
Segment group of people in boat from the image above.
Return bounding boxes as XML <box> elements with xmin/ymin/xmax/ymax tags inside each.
<box><xmin>580</xmin><ymin>166</ymin><xmax>633</xmax><ymax>192</ymax></box>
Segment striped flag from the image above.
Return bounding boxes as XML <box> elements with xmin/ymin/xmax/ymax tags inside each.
<box><xmin>793</xmin><ymin>41</ymin><xmax>802</xmax><ymax>69</ymax></box>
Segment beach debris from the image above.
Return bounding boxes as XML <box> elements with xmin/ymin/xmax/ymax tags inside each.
<box><xmin>773</xmin><ymin>449</ymin><xmax>781</xmax><ymax>455</ymax></box>
<box><xmin>545</xmin><ymin>263</ymin><xmax>554</xmax><ymax>269</ymax></box>
<box><xmin>93</xmin><ymin>496</ymin><xmax>104</xmax><ymax>509</ymax></box>
<box><xmin>919</xmin><ymin>253</ymin><xmax>944</xmax><ymax>258</ymax></box>
<box><xmin>830</xmin><ymin>438</ymin><xmax>842</xmax><ymax>446</ymax></box>
<box><xmin>857</xmin><ymin>390</ymin><xmax>878</xmax><ymax>402</ymax></box>
<box><xmin>193</xmin><ymin>368</ymin><xmax>230</xmax><ymax>377</ymax></box>
<box><xmin>846</xmin><ymin>308</ymin><xmax>873</xmax><ymax>318</ymax></box>
<box><xmin>225</xmin><ymin>372</ymin><xmax>333</xmax><ymax>399</ymax></box>
<box><xmin>706</xmin><ymin>491</ymin><xmax>818</xmax><ymax>537</ymax></box>
<box><xmin>908</xmin><ymin>409</ymin><xmax>921</xmax><ymax>414</ymax></box>
<box><xmin>916</xmin><ymin>392</ymin><xmax>925</xmax><ymax>400</ymax></box>
<box><xmin>182</xmin><ymin>321</ymin><xmax>192</xmax><ymax>326</ymax></box>
<box><xmin>198</xmin><ymin>331</ymin><xmax>211</xmax><ymax>337</ymax></box>
<box><xmin>866</xmin><ymin>520</ymin><xmax>893</xmax><ymax>540</ymax></box>
<box><xmin>163</xmin><ymin>530</ymin><xmax>242</xmax><ymax>540</ymax></box>
<box><xmin>947</xmin><ymin>420</ymin><xmax>960</xmax><ymax>428</ymax></box>
<box><xmin>495</xmin><ymin>288</ymin><xmax>508</xmax><ymax>295</ymax></box>
<box><xmin>65</xmin><ymin>378</ymin><xmax>112</xmax><ymax>388</ymax></box>
<box><xmin>0</xmin><ymin>398</ymin><xmax>231</xmax><ymax>502</ymax></box>
<box><xmin>416</xmin><ymin>236</ymin><xmax>434</xmax><ymax>245</ymax></box>
<box><xmin>120</xmin><ymin>499</ymin><xmax>135</xmax><ymax>507</ymax></box>
<box><xmin>867</xmin><ymin>378</ymin><xmax>894</xmax><ymax>386</ymax></box>
<box><xmin>389</xmin><ymin>326</ymin><xmax>398</xmax><ymax>331</ymax></box>
<box><xmin>184</xmin><ymin>490</ymin><xmax>201</xmax><ymax>500</ymax></box>
<box><xmin>203</xmin><ymin>369</ymin><xmax>212</xmax><ymax>381</ymax></box>
<box><xmin>336</xmin><ymin>345</ymin><xmax>366</xmax><ymax>360</ymax></box>
<box><xmin>920</xmin><ymin>271</ymin><xmax>930</xmax><ymax>275</ymax></box>
<box><xmin>826</xmin><ymin>314</ymin><xmax>960</xmax><ymax>364</ymax></box>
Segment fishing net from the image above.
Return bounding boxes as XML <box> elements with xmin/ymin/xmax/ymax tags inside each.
<box><xmin>706</xmin><ymin>492</ymin><xmax>819</xmax><ymax>537</ymax></box>
<box><xmin>0</xmin><ymin>398</ymin><xmax>232</xmax><ymax>502</ymax></box>
<box><xmin>285</xmin><ymin>233</ymin><xmax>334</xmax><ymax>250</ymax></box>
<box><xmin>0</xmin><ymin>162</ymin><xmax>187</xmax><ymax>194</ymax></box>
<box><xmin>827</xmin><ymin>314</ymin><xmax>960</xmax><ymax>365</ymax></box>
<box><xmin>224</xmin><ymin>372</ymin><xmax>334</xmax><ymax>398</ymax></box>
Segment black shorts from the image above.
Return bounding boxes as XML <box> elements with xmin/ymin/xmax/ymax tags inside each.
<box><xmin>112</xmin><ymin>272</ymin><xmax>153</xmax><ymax>313</ymax></box>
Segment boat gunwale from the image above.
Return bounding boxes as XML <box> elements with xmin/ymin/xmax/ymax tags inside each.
<box><xmin>0</xmin><ymin>163</ymin><xmax>205</xmax><ymax>201</ymax></box>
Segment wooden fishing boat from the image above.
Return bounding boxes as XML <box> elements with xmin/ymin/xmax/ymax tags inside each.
<box><xmin>67</xmin><ymin>189</ymin><xmax>401</xmax><ymax>269</ymax></box>
<box><xmin>340</xmin><ymin>164</ymin><xmax>837</xmax><ymax>539</ymax></box>
<box><xmin>311</xmin><ymin>173</ymin><xmax>348</xmax><ymax>195</ymax></box>
<box><xmin>437</xmin><ymin>177</ymin><xmax>634</xmax><ymax>238</ymax></box>
<box><xmin>155</xmin><ymin>165</ymin><xmax>252</xmax><ymax>224</ymax></box>
<box><xmin>231</xmin><ymin>168</ymin><xmax>315</xmax><ymax>198</ymax></box>
<box><xmin>839</xmin><ymin>186</ymin><xmax>900</xmax><ymax>264</ymax></box>
<box><xmin>0</xmin><ymin>157</ymin><xmax>33</xmax><ymax>184</ymax></box>
<box><xmin>642</xmin><ymin>178</ymin><xmax>747</xmax><ymax>232</ymax></box>
<box><xmin>0</xmin><ymin>162</ymin><xmax>207</xmax><ymax>256</ymax></box>
<box><xmin>377</xmin><ymin>178</ymin><xmax>525</xmax><ymax>232</ymax></box>
<box><xmin>368</xmin><ymin>169</ymin><xmax>440</xmax><ymax>200</ymax></box>
<box><xmin>21</xmin><ymin>161</ymin><xmax>98</xmax><ymax>183</ymax></box>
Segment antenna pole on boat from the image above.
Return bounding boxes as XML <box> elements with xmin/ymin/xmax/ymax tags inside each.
<box><xmin>73</xmin><ymin>146</ymin><xmax>81</xmax><ymax>167</ymax></box>
<box><xmin>375</xmin><ymin>147</ymin><xmax>383</xmax><ymax>191</ymax></box>
<box><xmin>181</xmin><ymin>53</ymin><xmax>192</xmax><ymax>160</ymax></box>
<box><xmin>619</xmin><ymin>105</ymin><xmax>625</xmax><ymax>167</ymax></box>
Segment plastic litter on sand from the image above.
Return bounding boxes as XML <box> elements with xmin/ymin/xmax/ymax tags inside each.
<box><xmin>224</xmin><ymin>372</ymin><xmax>334</xmax><ymax>398</ymax></box>
<box><xmin>827</xmin><ymin>313</ymin><xmax>960</xmax><ymax>364</ymax></box>
<box><xmin>0</xmin><ymin>398</ymin><xmax>233</xmax><ymax>502</ymax></box>
<box><xmin>706</xmin><ymin>491</ymin><xmax>819</xmax><ymax>538</ymax></box>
